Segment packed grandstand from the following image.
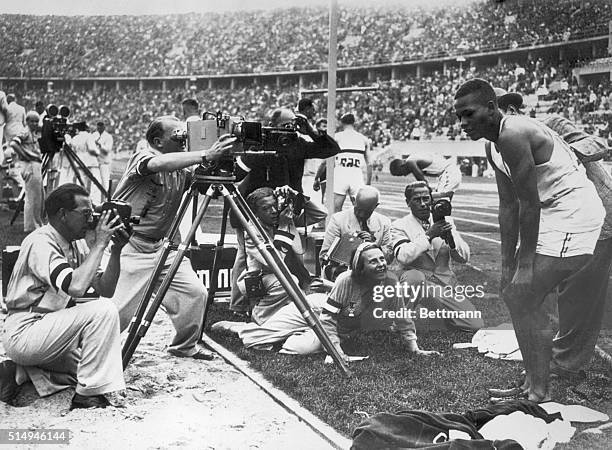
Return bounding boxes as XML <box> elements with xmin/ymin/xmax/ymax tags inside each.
<box><xmin>0</xmin><ymin>0</ymin><xmax>611</xmax><ymax>153</ymax></box>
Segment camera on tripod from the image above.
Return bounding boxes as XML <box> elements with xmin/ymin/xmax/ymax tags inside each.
<box><xmin>173</xmin><ymin>111</ymin><xmax>299</xmax><ymax>180</ymax></box>
<box><xmin>40</xmin><ymin>104</ymin><xmax>87</xmax><ymax>154</ymax></box>
<box><xmin>431</xmin><ymin>198</ymin><xmax>456</xmax><ymax>249</ymax></box>
<box><xmin>173</xmin><ymin>111</ymin><xmax>299</xmax><ymax>154</ymax></box>
<box><xmin>88</xmin><ymin>200</ymin><xmax>140</xmax><ymax>234</ymax></box>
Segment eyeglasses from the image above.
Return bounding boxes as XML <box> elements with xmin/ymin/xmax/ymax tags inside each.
<box><xmin>69</xmin><ymin>208</ymin><xmax>93</xmax><ymax>220</ymax></box>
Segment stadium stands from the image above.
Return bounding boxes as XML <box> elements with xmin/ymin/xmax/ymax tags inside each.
<box><xmin>0</xmin><ymin>0</ymin><xmax>610</xmax><ymax>77</ymax></box>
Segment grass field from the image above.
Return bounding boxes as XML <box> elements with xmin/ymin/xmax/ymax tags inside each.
<box><xmin>1</xmin><ymin>154</ymin><xmax>611</xmax><ymax>448</ymax></box>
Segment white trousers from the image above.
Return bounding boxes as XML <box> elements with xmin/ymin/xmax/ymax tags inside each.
<box><xmin>3</xmin><ymin>300</ymin><xmax>125</xmax><ymax>397</ymax></box>
<box><xmin>101</xmin><ymin>238</ymin><xmax>207</xmax><ymax>357</ymax></box>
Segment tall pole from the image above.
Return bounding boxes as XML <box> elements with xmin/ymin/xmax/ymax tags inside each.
<box><xmin>325</xmin><ymin>0</ymin><xmax>338</xmax><ymax>220</ymax></box>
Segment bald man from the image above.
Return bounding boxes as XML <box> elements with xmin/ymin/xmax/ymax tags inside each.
<box><xmin>320</xmin><ymin>186</ymin><xmax>392</xmax><ymax>279</ymax></box>
<box><xmin>455</xmin><ymin>78</ymin><xmax>604</xmax><ymax>402</ymax></box>
<box><xmin>9</xmin><ymin>111</ymin><xmax>43</xmax><ymax>232</ymax></box>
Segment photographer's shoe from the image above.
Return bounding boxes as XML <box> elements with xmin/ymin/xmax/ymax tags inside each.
<box><xmin>70</xmin><ymin>393</ymin><xmax>110</xmax><ymax>410</ymax></box>
<box><xmin>0</xmin><ymin>360</ymin><xmax>19</xmax><ymax>405</ymax></box>
<box><xmin>168</xmin><ymin>348</ymin><xmax>215</xmax><ymax>361</ymax></box>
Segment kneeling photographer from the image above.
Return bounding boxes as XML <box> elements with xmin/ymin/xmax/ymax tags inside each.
<box><xmin>100</xmin><ymin>115</ymin><xmax>236</xmax><ymax>361</ymax></box>
<box><xmin>1</xmin><ymin>184</ymin><xmax>129</xmax><ymax>409</ymax></box>
<box><xmin>214</xmin><ymin>186</ymin><xmax>326</xmax><ymax>351</ymax></box>
<box><xmin>390</xmin><ymin>181</ymin><xmax>483</xmax><ymax>332</ymax></box>
<box><xmin>229</xmin><ymin>108</ymin><xmax>341</xmax><ymax>317</ymax></box>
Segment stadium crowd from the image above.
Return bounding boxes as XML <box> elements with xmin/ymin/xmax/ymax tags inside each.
<box><xmin>0</xmin><ymin>0</ymin><xmax>610</xmax><ymax>77</ymax></box>
<box><xmin>4</xmin><ymin>55</ymin><xmax>610</xmax><ymax>152</ymax></box>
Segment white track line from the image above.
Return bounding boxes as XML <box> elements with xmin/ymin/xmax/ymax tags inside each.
<box><xmin>451</xmin><ymin>216</ymin><xmax>499</xmax><ymax>229</ymax></box>
<box><xmin>453</xmin><ymin>210</ymin><xmax>499</xmax><ymax>218</ymax></box>
<box><xmin>461</xmin><ymin>232</ymin><xmax>501</xmax><ymax>245</ymax></box>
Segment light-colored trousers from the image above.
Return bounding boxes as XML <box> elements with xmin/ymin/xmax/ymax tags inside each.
<box><xmin>17</xmin><ymin>160</ymin><xmax>43</xmax><ymax>232</ymax></box>
<box><xmin>2</xmin><ymin>300</ymin><xmax>125</xmax><ymax>397</ymax></box>
<box><xmin>101</xmin><ymin>236</ymin><xmax>206</xmax><ymax>357</ymax></box>
<box><xmin>239</xmin><ymin>293</ymin><xmax>326</xmax><ymax>354</ymax></box>
<box><xmin>99</xmin><ymin>163</ymin><xmax>111</xmax><ymax>197</ymax></box>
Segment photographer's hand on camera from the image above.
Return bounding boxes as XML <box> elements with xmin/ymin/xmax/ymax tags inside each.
<box><xmin>293</xmin><ymin>113</ymin><xmax>316</xmax><ymax>137</ymax></box>
<box><xmin>200</xmin><ymin>134</ymin><xmax>236</xmax><ymax>163</ymax></box>
<box><xmin>278</xmin><ymin>203</ymin><xmax>294</xmax><ymax>228</ymax></box>
<box><xmin>355</xmin><ymin>231</ymin><xmax>375</xmax><ymax>242</ymax></box>
<box><xmin>274</xmin><ymin>185</ymin><xmax>298</xmax><ymax>199</ymax></box>
<box><xmin>425</xmin><ymin>220</ymin><xmax>452</xmax><ymax>242</ymax></box>
<box><xmin>92</xmin><ymin>210</ymin><xmax>126</xmax><ymax>251</ymax></box>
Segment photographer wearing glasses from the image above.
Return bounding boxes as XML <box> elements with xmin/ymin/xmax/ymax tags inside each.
<box><xmin>1</xmin><ymin>183</ymin><xmax>129</xmax><ymax>409</ymax></box>
<box><xmin>103</xmin><ymin>115</ymin><xmax>235</xmax><ymax>361</ymax></box>
<box><xmin>390</xmin><ymin>181</ymin><xmax>483</xmax><ymax>332</ymax></box>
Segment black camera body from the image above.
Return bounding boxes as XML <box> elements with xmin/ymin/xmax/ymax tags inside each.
<box><xmin>430</xmin><ymin>198</ymin><xmax>455</xmax><ymax>249</ymax></box>
<box><xmin>182</xmin><ymin>111</ymin><xmax>299</xmax><ymax>180</ymax></box>
<box><xmin>276</xmin><ymin>189</ymin><xmax>297</xmax><ymax>212</ymax></box>
<box><xmin>39</xmin><ymin>104</ymin><xmax>87</xmax><ymax>154</ymax></box>
<box><xmin>88</xmin><ymin>200</ymin><xmax>140</xmax><ymax>234</ymax></box>
<box><xmin>243</xmin><ymin>269</ymin><xmax>266</xmax><ymax>302</ymax></box>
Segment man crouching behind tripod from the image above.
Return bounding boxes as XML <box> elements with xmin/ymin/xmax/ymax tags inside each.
<box><xmin>101</xmin><ymin>116</ymin><xmax>235</xmax><ymax>360</ymax></box>
<box><xmin>1</xmin><ymin>184</ymin><xmax>128</xmax><ymax>409</ymax></box>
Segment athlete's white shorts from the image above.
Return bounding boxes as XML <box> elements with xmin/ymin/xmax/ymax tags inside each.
<box><xmin>537</xmin><ymin>228</ymin><xmax>600</xmax><ymax>257</ymax></box>
<box><xmin>333</xmin><ymin>167</ymin><xmax>365</xmax><ymax>197</ymax></box>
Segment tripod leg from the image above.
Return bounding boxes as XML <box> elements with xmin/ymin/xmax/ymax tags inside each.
<box><xmin>221</xmin><ymin>185</ymin><xmax>351</xmax><ymax>376</ymax></box>
<box><xmin>63</xmin><ymin>145</ymin><xmax>108</xmax><ymax>199</ymax></box>
<box><xmin>121</xmin><ymin>189</ymin><xmax>196</xmax><ymax>369</ymax></box>
<box><xmin>65</xmin><ymin>148</ymin><xmax>86</xmax><ymax>187</ymax></box>
<box><xmin>122</xmin><ymin>186</ymin><xmax>216</xmax><ymax>370</ymax></box>
<box><xmin>200</xmin><ymin>199</ymin><xmax>231</xmax><ymax>337</ymax></box>
<box><xmin>9</xmin><ymin>187</ymin><xmax>25</xmax><ymax>226</ymax></box>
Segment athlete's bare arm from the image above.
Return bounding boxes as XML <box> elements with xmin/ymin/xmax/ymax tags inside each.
<box><xmin>496</xmin><ymin>123</ymin><xmax>542</xmax><ymax>290</ymax></box>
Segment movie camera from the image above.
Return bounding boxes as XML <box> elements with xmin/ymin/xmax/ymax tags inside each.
<box><xmin>40</xmin><ymin>104</ymin><xmax>88</xmax><ymax>154</ymax></box>
<box><xmin>172</xmin><ymin>111</ymin><xmax>300</xmax><ymax>179</ymax></box>
<box><xmin>88</xmin><ymin>200</ymin><xmax>140</xmax><ymax>234</ymax></box>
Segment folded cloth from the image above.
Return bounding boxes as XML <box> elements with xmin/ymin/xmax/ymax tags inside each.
<box><xmin>540</xmin><ymin>402</ymin><xmax>610</xmax><ymax>423</ymax></box>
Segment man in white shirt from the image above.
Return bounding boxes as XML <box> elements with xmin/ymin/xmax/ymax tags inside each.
<box><xmin>4</xmin><ymin>94</ymin><xmax>26</xmax><ymax>144</ymax></box>
<box><xmin>70</xmin><ymin>124</ymin><xmax>102</xmax><ymax>204</ymax></box>
<box><xmin>333</xmin><ymin>113</ymin><xmax>372</xmax><ymax>213</ymax></box>
<box><xmin>92</xmin><ymin>122</ymin><xmax>113</xmax><ymax>196</ymax></box>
